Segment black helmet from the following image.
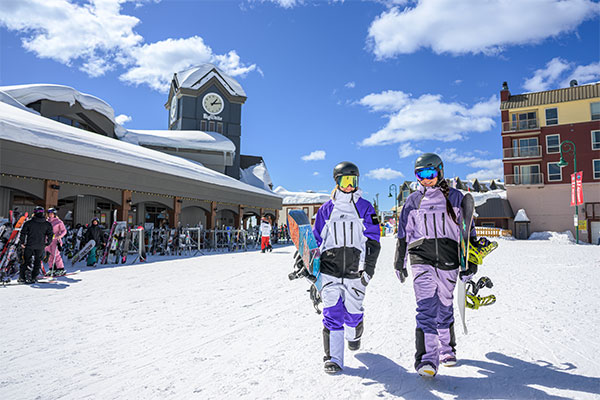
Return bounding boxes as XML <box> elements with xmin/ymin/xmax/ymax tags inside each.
<box><xmin>333</xmin><ymin>161</ymin><xmax>360</xmax><ymax>180</ymax></box>
<box><xmin>91</xmin><ymin>217</ymin><xmax>99</xmax><ymax>224</ymax></box>
<box><xmin>414</xmin><ymin>153</ymin><xmax>444</xmax><ymax>181</ymax></box>
<box><xmin>33</xmin><ymin>206</ymin><xmax>45</xmax><ymax>216</ymax></box>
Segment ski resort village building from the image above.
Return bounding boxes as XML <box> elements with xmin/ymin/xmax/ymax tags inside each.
<box><xmin>273</xmin><ymin>186</ymin><xmax>331</xmax><ymax>225</ymax></box>
<box><xmin>0</xmin><ymin>64</ymin><xmax>282</xmax><ymax>228</ymax></box>
<box><xmin>500</xmin><ymin>81</ymin><xmax>600</xmax><ymax>243</ymax></box>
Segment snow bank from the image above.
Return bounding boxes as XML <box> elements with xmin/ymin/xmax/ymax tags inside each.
<box><xmin>239</xmin><ymin>161</ymin><xmax>274</xmax><ymax>192</ymax></box>
<box><xmin>274</xmin><ymin>186</ymin><xmax>331</xmax><ymax>205</ymax></box>
<box><xmin>528</xmin><ymin>230</ymin><xmax>576</xmax><ymax>244</ymax></box>
<box><xmin>120</xmin><ymin>129</ymin><xmax>235</xmax><ymax>153</ymax></box>
<box><xmin>0</xmin><ymin>101</ymin><xmax>277</xmax><ymax>198</ymax></box>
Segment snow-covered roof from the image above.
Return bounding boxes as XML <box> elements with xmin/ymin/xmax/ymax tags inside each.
<box><xmin>240</xmin><ymin>161</ymin><xmax>273</xmax><ymax>191</ymax></box>
<box><xmin>0</xmin><ymin>100</ymin><xmax>277</xmax><ymax>198</ymax></box>
<box><xmin>0</xmin><ymin>90</ymin><xmax>40</xmax><ymax>115</ymax></box>
<box><xmin>462</xmin><ymin>189</ymin><xmax>507</xmax><ymax>208</ymax></box>
<box><xmin>0</xmin><ymin>84</ymin><xmax>116</xmax><ymax>122</ymax></box>
<box><xmin>120</xmin><ymin>129</ymin><xmax>235</xmax><ymax>153</ymax></box>
<box><xmin>175</xmin><ymin>64</ymin><xmax>246</xmax><ymax>97</ymax></box>
<box><xmin>274</xmin><ymin>186</ymin><xmax>331</xmax><ymax>205</ymax></box>
<box><xmin>514</xmin><ymin>209</ymin><xmax>530</xmax><ymax>222</ymax></box>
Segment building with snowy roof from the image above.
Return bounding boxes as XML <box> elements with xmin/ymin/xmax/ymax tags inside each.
<box><xmin>0</xmin><ymin>73</ymin><xmax>281</xmax><ymax>228</ymax></box>
<box><xmin>273</xmin><ymin>186</ymin><xmax>331</xmax><ymax>224</ymax></box>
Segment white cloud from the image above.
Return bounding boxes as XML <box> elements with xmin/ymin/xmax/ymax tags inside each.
<box><xmin>523</xmin><ymin>57</ymin><xmax>571</xmax><ymax>92</ymax></box>
<box><xmin>301</xmin><ymin>150</ymin><xmax>326</xmax><ymax>161</ymax></box>
<box><xmin>522</xmin><ymin>58</ymin><xmax>600</xmax><ymax>91</ymax></box>
<box><xmin>0</xmin><ymin>0</ymin><xmax>258</xmax><ymax>92</ymax></box>
<box><xmin>367</xmin><ymin>0</ymin><xmax>600</xmax><ymax>58</ymax></box>
<box><xmin>398</xmin><ymin>143</ymin><xmax>422</xmax><ymax>158</ymax></box>
<box><xmin>366</xmin><ymin>168</ymin><xmax>405</xmax><ymax>180</ymax></box>
<box><xmin>345</xmin><ymin>81</ymin><xmax>356</xmax><ymax>89</ymax></box>
<box><xmin>359</xmin><ymin>91</ymin><xmax>498</xmax><ymax>146</ymax></box>
<box><xmin>313</xmin><ymin>171</ymin><xmax>320</xmax><ymax>176</ymax></box>
<box><xmin>115</xmin><ymin>114</ymin><xmax>132</xmax><ymax>125</ymax></box>
<box><xmin>441</xmin><ymin>148</ymin><xmax>503</xmax><ymax>180</ymax></box>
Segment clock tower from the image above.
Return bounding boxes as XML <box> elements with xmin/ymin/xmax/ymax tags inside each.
<box><xmin>166</xmin><ymin>64</ymin><xmax>247</xmax><ymax>179</ymax></box>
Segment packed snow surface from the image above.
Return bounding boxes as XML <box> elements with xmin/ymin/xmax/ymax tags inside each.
<box><xmin>2</xmin><ymin>237</ymin><xmax>599</xmax><ymax>399</ymax></box>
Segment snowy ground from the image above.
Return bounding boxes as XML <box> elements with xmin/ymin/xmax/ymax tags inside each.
<box><xmin>1</xmin><ymin>236</ymin><xmax>599</xmax><ymax>400</ymax></box>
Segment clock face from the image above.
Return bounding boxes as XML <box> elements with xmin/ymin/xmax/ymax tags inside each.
<box><xmin>170</xmin><ymin>95</ymin><xmax>178</xmax><ymax>123</ymax></box>
<box><xmin>202</xmin><ymin>92</ymin><xmax>224</xmax><ymax>115</ymax></box>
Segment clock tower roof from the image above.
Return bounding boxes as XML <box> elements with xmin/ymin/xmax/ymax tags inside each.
<box><xmin>174</xmin><ymin>64</ymin><xmax>247</xmax><ymax>98</ymax></box>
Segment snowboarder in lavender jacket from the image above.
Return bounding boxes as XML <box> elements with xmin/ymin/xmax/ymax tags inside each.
<box><xmin>309</xmin><ymin>161</ymin><xmax>381</xmax><ymax>374</ymax></box>
<box><xmin>394</xmin><ymin>153</ymin><xmax>478</xmax><ymax>377</ymax></box>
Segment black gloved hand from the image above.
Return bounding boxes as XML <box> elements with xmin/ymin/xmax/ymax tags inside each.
<box><xmin>459</xmin><ymin>262</ymin><xmax>478</xmax><ymax>282</ymax></box>
<box><xmin>395</xmin><ymin>268</ymin><xmax>408</xmax><ymax>283</ymax></box>
<box><xmin>57</xmin><ymin>242</ymin><xmax>63</xmax><ymax>251</ymax></box>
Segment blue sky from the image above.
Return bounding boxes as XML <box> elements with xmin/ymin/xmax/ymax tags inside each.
<box><xmin>1</xmin><ymin>0</ymin><xmax>599</xmax><ymax>211</ymax></box>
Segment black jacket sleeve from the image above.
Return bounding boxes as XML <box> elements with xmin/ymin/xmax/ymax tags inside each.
<box><xmin>364</xmin><ymin>239</ymin><xmax>381</xmax><ymax>277</ymax></box>
<box><xmin>45</xmin><ymin>223</ymin><xmax>53</xmax><ymax>247</ymax></box>
<box><xmin>19</xmin><ymin>221</ymin><xmax>30</xmax><ymax>246</ymax></box>
<box><xmin>393</xmin><ymin>237</ymin><xmax>407</xmax><ymax>271</ymax></box>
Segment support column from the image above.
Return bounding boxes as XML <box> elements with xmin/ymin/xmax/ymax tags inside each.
<box><xmin>259</xmin><ymin>208</ymin><xmax>264</xmax><ymax>219</ymax></box>
<box><xmin>236</xmin><ymin>205</ymin><xmax>244</xmax><ymax>229</ymax></box>
<box><xmin>44</xmin><ymin>180</ymin><xmax>60</xmax><ymax>210</ymax></box>
<box><xmin>118</xmin><ymin>189</ymin><xmax>131</xmax><ymax>222</ymax></box>
<box><xmin>171</xmin><ymin>197</ymin><xmax>182</xmax><ymax>228</ymax></box>
<box><xmin>208</xmin><ymin>201</ymin><xmax>217</xmax><ymax>230</ymax></box>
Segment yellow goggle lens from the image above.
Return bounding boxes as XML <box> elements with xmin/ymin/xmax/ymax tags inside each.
<box><xmin>337</xmin><ymin>175</ymin><xmax>358</xmax><ymax>188</ymax></box>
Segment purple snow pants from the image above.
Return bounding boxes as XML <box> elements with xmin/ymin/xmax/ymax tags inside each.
<box><xmin>412</xmin><ymin>263</ymin><xmax>458</xmax><ymax>369</ymax></box>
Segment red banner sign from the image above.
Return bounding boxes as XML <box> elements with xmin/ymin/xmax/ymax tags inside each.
<box><xmin>571</xmin><ymin>172</ymin><xmax>584</xmax><ymax>206</ymax></box>
<box><xmin>571</xmin><ymin>173</ymin><xmax>576</xmax><ymax>206</ymax></box>
<box><xmin>575</xmin><ymin>171</ymin><xmax>584</xmax><ymax>206</ymax></box>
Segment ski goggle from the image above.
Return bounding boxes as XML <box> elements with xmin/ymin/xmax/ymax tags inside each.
<box><xmin>415</xmin><ymin>167</ymin><xmax>439</xmax><ymax>181</ymax></box>
<box><xmin>337</xmin><ymin>175</ymin><xmax>358</xmax><ymax>188</ymax></box>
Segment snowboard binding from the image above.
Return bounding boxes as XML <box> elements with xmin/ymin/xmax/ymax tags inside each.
<box><xmin>468</xmin><ymin>238</ymin><xmax>498</xmax><ymax>265</ymax></box>
<box><xmin>465</xmin><ymin>276</ymin><xmax>496</xmax><ymax>310</ymax></box>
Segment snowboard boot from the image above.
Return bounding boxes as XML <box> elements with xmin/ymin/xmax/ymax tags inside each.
<box><xmin>416</xmin><ymin>361</ymin><xmax>437</xmax><ymax>377</ymax></box>
<box><xmin>17</xmin><ymin>277</ymin><xmax>27</xmax><ymax>284</ymax></box>
<box><xmin>53</xmin><ymin>269</ymin><xmax>66</xmax><ymax>277</ymax></box>
<box><xmin>440</xmin><ymin>354</ymin><xmax>457</xmax><ymax>367</ymax></box>
<box><xmin>348</xmin><ymin>340</ymin><xmax>361</xmax><ymax>351</ymax></box>
<box><xmin>324</xmin><ymin>361</ymin><xmax>342</xmax><ymax>375</ymax></box>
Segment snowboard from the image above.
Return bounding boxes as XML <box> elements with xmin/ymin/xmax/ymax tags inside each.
<box><xmin>71</xmin><ymin>240</ymin><xmax>96</xmax><ymax>266</ymax></box>
<box><xmin>457</xmin><ymin>193</ymin><xmax>475</xmax><ymax>335</ymax></box>
<box><xmin>287</xmin><ymin>210</ymin><xmax>321</xmax><ymax>291</ymax></box>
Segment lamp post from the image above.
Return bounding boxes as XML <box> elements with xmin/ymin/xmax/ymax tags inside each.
<box><xmin>557</xmin><ymin>140</ymin><xmax>579</xmax><ymax>244</ymax></box>
<box><xmin>388</xmin><ymin>183</ymin><xmax>398</xmax><ymax>233</ymax></box>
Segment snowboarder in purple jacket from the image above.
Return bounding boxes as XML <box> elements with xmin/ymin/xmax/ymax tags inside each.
<box><xmin>307</xmin><ymin>162</ymin><xmax>381</xmax><ymax>374</ymax></box>
<box><xmin>394</xmin><ymin>153</ymin><xmax>478</xmax><ymax>377</ymax></box>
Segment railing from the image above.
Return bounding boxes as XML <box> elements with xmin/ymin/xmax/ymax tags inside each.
<box><xmin>475</xmin><ymin>227</ymin><xmax>512</xmax><ymax>237</ymax></box>
<box><xmin>504</xmin><ymin>173</ymin><xmax>544</xmax><ymax>185</ymax></box>
<box><xmin>503</xmin><ymin>145</ymin><xmax>542</xmax><ymax>159</ymax></box>
<box><xmin>502</xmin><ymin>118</ymin><xmax>539</xmax><ymax>132</ymax></box>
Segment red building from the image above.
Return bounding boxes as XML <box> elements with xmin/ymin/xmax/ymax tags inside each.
<box><xmin>500</xmin><ymin>81</ymin><xmax>600</xmax><ymax>243</ymax></box>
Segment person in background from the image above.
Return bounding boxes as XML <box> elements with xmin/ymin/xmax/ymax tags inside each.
<box><xmin>260</xmin><ymin>216</ymin><xmax>272</xmax><ymax>253</ymax></box>
<box><xmin>83</xmin><ymin>217</ymin><xmax>103</xmax><ymax>266</ymax></box>
<box><xmin>19</xmin><ymin>206</ymin><xmax>53</xmax><ymax>283</ymax></box>
<box><xmin>46</xmin><ymin>207</ymin><xmax>67</xmax><ymax>276</ymax></box>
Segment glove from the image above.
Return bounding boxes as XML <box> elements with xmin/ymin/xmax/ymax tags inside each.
<box><xmin>360</xmin><ymin>271</ymin><xmax>371</xmax><ymax>286</ymax></box>
<box><xmin>459</xmin><ymin>262</ymin><xmax>478</xmax><ymax>282</ymax></box>
<box><xmin>57</xmin><ymin>242</ymin><xmax>63</xmax><ymax>251</ymax></box>
<box><xmin>395</xmin><ymin>268</ymin><xmax>408</xmax><ymax>283</ymax></box>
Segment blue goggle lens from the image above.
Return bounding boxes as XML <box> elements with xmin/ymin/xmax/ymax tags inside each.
<box><xmin>415</xmin><ymin>167</ymin><xmax>438</xmax><ymax>181</ymax></box>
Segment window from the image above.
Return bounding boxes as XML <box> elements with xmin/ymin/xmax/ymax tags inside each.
<box><xmin>591</xmin><ymin>102</ymin><xmax>600</xmax><ymax>120</ymax></box>
<box><xmin>208</xmin><ymin>121</ymin><xmax>215</xmax><ymax>131</ymax></box>
<box><xmin>481</xmin><ymin>222</ymin><xmax>496</xmax><ymax>228</ymax></box>
<box><xmin>514</xmin><ymin>164</ymin><xmax>541</xmax><ymax>184</ymax></box>
<box><xmin>514</xmin><ymin>137</ymin><xmax>539</xmax><ymax>157</ymax></box>
<box><xmin>216</xmin><ymin>122</ymin><xmax>223</xmax><ymax>134</ymax></box>
<box><xmin>592</xmin><ymin>130</ymin><xmax>600</xmax><ymax>151</ymax></box>
<box><xmin>594</xmin><ymin>160</ymin><xmax>600</xmax><ymax>179</ymax></box>
<box><xmin>546</xmin><ymin>134</ymin><xmax>560</xmax><ymax>153</ymax></box>
<box><xmin>511</xmin><ymin>111</ymin><xmax>538</xmax><ymax>130</ymax></box>
<box><xmin>200</xmin><ymin>120</ymin><xmax>207</xmax><ymax>131</ymax></box>
<box><xmin>547</xmin><ymin>162</ymin><xmax>562</xmax><ymax>182</ymax></box>
<box><xmin>545</xmin><ymin>108</ymin><xmax>558</xmax><ymax>125</ymax></box>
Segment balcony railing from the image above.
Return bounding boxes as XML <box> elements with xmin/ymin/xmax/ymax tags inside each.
<box><xmin>502</xmin><ymin>118</ymin><xmax>539</xmax><ymax>132</ymax></box>
<box><xmin>503</xmin><ymin>145</ymin><xmax>542</xmax><ymax>159</ymax></box>
<box><xmin>504</xmin><ymin>173</ymin><xmax>544</xmax><ymax>186</ymax></box>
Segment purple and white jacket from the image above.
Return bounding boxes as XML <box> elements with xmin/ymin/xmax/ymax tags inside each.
<box><xmin>395</xmin><ymin>185</ymin><xmax>475</xmax><ymax>271</ymax></box>
<box><xmin>313</xmin><ymin>189</ymin><xmax>381</xmax><ymax>279</ymax></box>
